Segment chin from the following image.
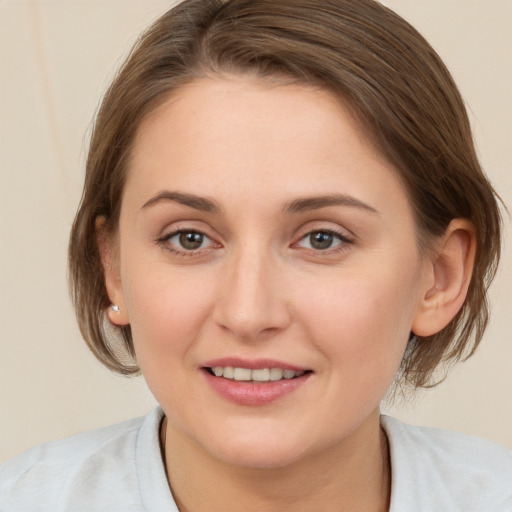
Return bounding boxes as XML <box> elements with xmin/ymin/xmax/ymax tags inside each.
<box><xmin>199</xmin><ymin>427</ymin><xmax>315</xmax><ymax>470</ymax></box>
<box><xmin>215</xmin><ymin>444</ymin><xmax>306</xmax><ymax>470</ymax></box>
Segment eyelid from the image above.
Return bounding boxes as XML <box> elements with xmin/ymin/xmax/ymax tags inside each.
<box><xmin>299</xmin><ymin>229</ymin><xmax>350</xmax><ymax>244</ymax></box>
<box><xmin>292</xmin><ymin>226</ymin><xmax>355</xmax><ymax>255</ymax></box>
<box><xmin>157</xmin><ymin>219</ymin><xmax>218</xmax><ymax>243</ymax></box>
<box><xmin>157</xmin><ymin>227</ymin><xmax>221</xmax><ymax>256</ymax></box>
<box><xmin>165</xmin><ymin>229</ymin><xmax>214</xmax><ymax>245</ymax></box>
<box><xmin>294</xmin><ymin>221</ymin><xmax>355</xmax><ymax>242</ymax></box>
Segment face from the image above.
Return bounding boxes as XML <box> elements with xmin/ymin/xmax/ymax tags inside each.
<box><xmin>107</xmin><ymin>76</ymin><xmax>431</xmax><ymax>468</ymax></box>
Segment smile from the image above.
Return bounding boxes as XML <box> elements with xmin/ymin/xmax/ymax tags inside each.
<box><xmin>207</xmin><ymin>366</ymin><xmax>307</xmax><ymax>382</ymax></box>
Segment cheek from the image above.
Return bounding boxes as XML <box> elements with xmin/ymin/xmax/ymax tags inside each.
<box><xmin>123</xmin><ymin>267</ymin><xmax>219</xmax><ymax>413</ymax></box>
<box><xmin>298</xmin><ymin>265</ymin><xmax>419</xmax><ymax>375</ymax></box>
<box><xmin>121</xmin><ymin>260</ymin><xmax>217</xmax><ymax>367</ymax></box>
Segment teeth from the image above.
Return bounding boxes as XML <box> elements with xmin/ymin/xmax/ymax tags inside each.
<box><xmin>269</xmin><ymin>368</ymin><xmax>284</xmax><ymax>381</ymax></box>
<box><xmin>233</xmin><ymin>368</ymin><xmax>252</xmax><ymax>381</ymax></box>
<box><xmin>210</xmin><ymin>366</ymin><xmax>306</xmax><ymax>382</ymax></box>
<box><xmin>252</xmin><ymin>368</ymin><xmax>270</xmax><ymax>382</ymax></box>
<box><xmin>223</xmin><ymin>366</ymin><xmax>234</xmax><ymax>379</ymax></box>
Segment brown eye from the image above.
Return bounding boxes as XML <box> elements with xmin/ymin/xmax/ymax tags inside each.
<box><xmin>161</xmin><ymin>230</ymin><xmax>215</xmax><ymax>253</ymax></box>
<box><xmin>179</xmin><ymin>231</ymin><xmax>204</xmax><ymax>250</ymax></box>
<box><xmin>309</xmin><ymin>231</ymin><xmax>334</xmax><ymax>250</ymax></box>
<box><xmin>296</xmin><ymin>229</ymin><xmax>351</xmax><ymax>252</ymax></box>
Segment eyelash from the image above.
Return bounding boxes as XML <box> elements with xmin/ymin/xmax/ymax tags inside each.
<box><xmin>156</xmin><ymin>228</ymin><xmax>354</xmax><ymax>258</ymax></box>
<box><xmin>294</xmin><ymin>229</ymin><xmax>354</xmax><ymax>254</ymax></box>
<box><xmin>157</xmin><ymin>229</ymin><xmax>216</xmax><ymax>257</ymax></box>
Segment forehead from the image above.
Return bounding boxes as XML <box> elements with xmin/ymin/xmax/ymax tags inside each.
<box><xmin>125</xmin><ymin>75</ymin><xmax>411</xmax><ymax>218</ymax></box>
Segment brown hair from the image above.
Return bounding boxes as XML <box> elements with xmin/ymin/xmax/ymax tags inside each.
<box><xmin>69</xmin><ymin>0</ymin><xmax>502</xmax><ymax>388</ymax></box>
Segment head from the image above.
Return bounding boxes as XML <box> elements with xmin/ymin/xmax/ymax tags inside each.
<box><xmin>69</xmin><ymin>0</ymin><xmax>501</xmax><ymax>395</ymax></box>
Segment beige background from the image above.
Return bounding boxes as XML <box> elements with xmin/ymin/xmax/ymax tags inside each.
<box><xmin>0</xmin><ymin>0</ymin><xmax>511</xmax><ymax>462</ymax></box>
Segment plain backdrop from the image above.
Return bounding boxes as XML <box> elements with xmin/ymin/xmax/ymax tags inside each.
<box><xmin>1</xmin><ymin>0</ymin><xmax>511</xmax><ymax>462</ymax></box>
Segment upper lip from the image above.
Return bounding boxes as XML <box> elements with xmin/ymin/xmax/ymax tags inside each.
<box><xmin>202</xmin><ymin>358</ymin><xmax>310</xmax><ymax>372</ymax></box>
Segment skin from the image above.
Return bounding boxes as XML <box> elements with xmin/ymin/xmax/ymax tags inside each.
<box><xmin>102</xmin><ymin>75</ymin><xmax>475</xmax><ymax>511</ymax></box>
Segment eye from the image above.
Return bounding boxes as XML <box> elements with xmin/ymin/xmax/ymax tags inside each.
<box><xmin>161</xmin><ymin>230</ymin><xmax>215</xmax><ymax>252</ymax></box>
<box><xmin>296</xmin><ymin>230</ymin><xmax>350</xmax><ymax>251</ymax></box>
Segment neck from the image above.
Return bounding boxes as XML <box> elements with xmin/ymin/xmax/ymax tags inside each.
<box><xmin>161</xmin><ymin>410</ymin><xmax>391</xmax><ymax>512</ymax></box>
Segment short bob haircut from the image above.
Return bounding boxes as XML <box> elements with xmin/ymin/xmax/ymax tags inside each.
<box><xmin>69</xmin><ymin>0</ymin><xmax>502</xmax><ymax>389</ymax></box>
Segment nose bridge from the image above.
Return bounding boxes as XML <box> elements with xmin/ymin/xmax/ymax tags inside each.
<box><xmin>214</xmin><ymin>240</ymin><xmax>290</xmax><ymax>339</ymax></box>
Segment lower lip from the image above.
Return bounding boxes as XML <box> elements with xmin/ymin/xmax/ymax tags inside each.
<box><xmin>202</xmin><ymin>369</ymin><xmax>311</xmax><ymax>406</ymax></box>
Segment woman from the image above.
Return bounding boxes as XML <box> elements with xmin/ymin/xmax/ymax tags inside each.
<box><xmin>1</xmin><ymin>0</ymin><xmax>510</xmax><ymax>510</ymax></box>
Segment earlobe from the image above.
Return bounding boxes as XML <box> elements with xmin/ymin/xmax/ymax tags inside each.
<box><xmin>107</xmin><ymin>303</ymin><xmax>128</xmax><ymax>326</ymax></box>
<box><xmin>96</xmin><ymin>217</ymin><xmax>130</xmax><ymax>326</ymax></box>
<box><xmin>412</xmin><ymin>219</ymin><xmax>476</xmax><ymax>337</ymax></box>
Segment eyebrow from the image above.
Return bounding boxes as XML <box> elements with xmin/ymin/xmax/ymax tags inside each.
<box><xmin>141</xmin><ymin>190</ymin><xmax>378</xmax><ymax>216</ymax></box>
<box><xmin>283</xmin><ymin>194</ymin><xmax>379</xmax><ymax>215</ymax></box>
<box><xmin>141</xmin><ymin>191</ymin><xmax>222</xmax><ymax>213</ymax></box>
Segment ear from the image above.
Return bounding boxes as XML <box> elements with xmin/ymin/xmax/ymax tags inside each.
<box><xmin>411</xmin><ymin>219</ymin><xmax>476</xmax><ymax>337</ymax></box>
<box><xmin>96</xmin><ymin>217</ymin><xmax>130</xmax><ymax>326</ymax></box>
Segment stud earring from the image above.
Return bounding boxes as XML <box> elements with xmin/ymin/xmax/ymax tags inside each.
<box><xmin>110</xmin><ymin>304</ymin><xmax>121</xmax><ymax>313</ymax></box>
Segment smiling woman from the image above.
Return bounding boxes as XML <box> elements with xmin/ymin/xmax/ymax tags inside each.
<box><xmin>1</xmin><ymin>1</ymin><xmax>511</xmax><ymax>511</ymax></box>
<box><xmin>101</xmin><ymin>80</ymin><xmax>426</xmax><ymax>480</ymax></box>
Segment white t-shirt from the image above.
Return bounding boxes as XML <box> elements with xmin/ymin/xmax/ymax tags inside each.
<box><xmin>1</xmin><ymin>407</ymin><xmax>511</xmax><ymax>511</ymax></box>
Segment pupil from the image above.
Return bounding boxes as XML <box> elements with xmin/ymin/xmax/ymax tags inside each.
<box><xmin>179</xmin><ymin>232</ymin><xmax>203</xmax><ymax>250</ymax></box>
<box><xmin>310</xmin><ymin>232</ymin><xmax>333</xmax><ymax>250</ymax></box>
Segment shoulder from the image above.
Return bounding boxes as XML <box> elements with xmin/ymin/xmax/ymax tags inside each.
<box><xmin>382</xmin><ymin>416</ymin><xmax>512</xmax><ymax>511</ymax></box>
<box><xmin>0</xmin><ymin>409</ymin><xmax>163</xmax><ymax>512</ymax></box>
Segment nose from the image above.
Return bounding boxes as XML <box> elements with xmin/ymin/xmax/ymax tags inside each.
<box><xmin>213</xmin><ymin>245</ymin><xmax>292</xmax><ymax>341</ymax></box>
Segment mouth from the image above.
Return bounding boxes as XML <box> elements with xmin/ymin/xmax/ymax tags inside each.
<box><xmin>204</xmin><ymin>366</ymin><xmax>312</xmax><ymax>382</ymax></box>
<box><xmin>202</xmin><ymin>361</ymin><xmax>313</xmax><ymax>405</ymax></box>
